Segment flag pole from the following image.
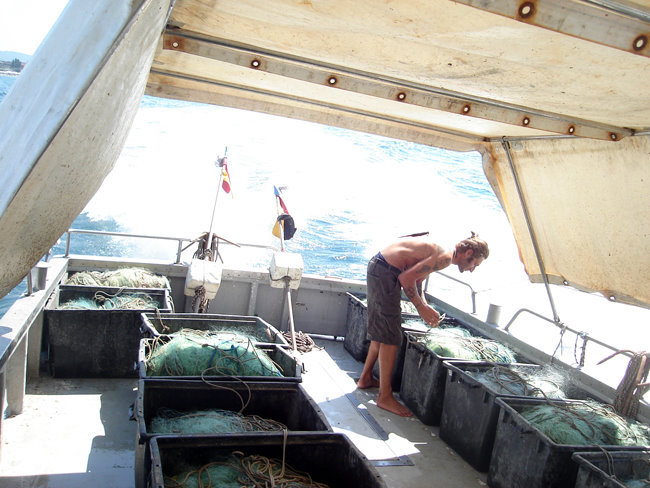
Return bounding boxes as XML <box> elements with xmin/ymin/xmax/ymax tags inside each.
<box><xmin>207</xmin><ymin>147</ymin><xmax>228</xmax><ymax>260</ymax></box>
<box><xmin>274</xmin><ymin>187</ymin><xmax>296</xmax><ymax>351</ymax></box>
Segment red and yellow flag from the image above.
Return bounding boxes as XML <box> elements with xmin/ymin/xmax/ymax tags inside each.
<box><xmin>221</xmin><ymin>163</ymin><xmax>232</xmax><ymax>195</ymax></box>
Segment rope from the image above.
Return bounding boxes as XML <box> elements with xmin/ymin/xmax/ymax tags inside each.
<box><xmin>598</xmin><ymin>350</ymin><xmax>650</xmax><ymax>418</ymax></box>
<box><xmin>192</xmin><ymin>285</ymin><xmax>209</xmax><ymax>313</ymax></box>
<box><xmin>281</xmin><ymin>331</ymin><xmax>321</xmax><ymax>353</ymax></box>
<box><xmin>164</xmin><ymin>451</ymin><xmax>331</xmax><ymax>487</ymax></box>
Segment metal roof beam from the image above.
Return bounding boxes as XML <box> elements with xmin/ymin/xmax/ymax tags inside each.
<box><xmin>454</xmin><ymin>0</ymin><xmax>650</xmax><ymax>58</ymax></box>
<box><xmin>161</xmin><ymin>29</ymin><xmax>631</xmax><ymax>141</ymax></box>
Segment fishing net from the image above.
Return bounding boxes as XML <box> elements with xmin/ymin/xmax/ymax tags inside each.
<box><xmin>163</xmin><ymin>452</ymin><xmax>330</xmax><ymax>488</ymax></box>
<box><xmin>58</xmin><ymin>290</ymin><xmax>163</xmax><ymax>310</ymax></box>
<box><xmin>417</xmin><ymin>326</ymin><xmax>517</xmax><ymax>362</ymax></box>
<box><xmin>65</xmin><ymin>267</ymin><xmax>170</xmax><ymax>289</ymax></box>
<box><xmin>145</xmin><ymin>330</ymin><xmax>284</xmax><ymax>377</ymax></box>
<box><xmin>154</xmin><ymin>319</ymin><xmax>274</xmax><ymax>343</ymax></box>
<box><xmin>468</xmin><ymin>365</ymin><xmax>568</xmax><ymax>398</ymax></box>
<box><xmin>150</xmin><ymin>407</ymin><xmax>287</xmax><ymax>434</ymax></box>
<box><xmin>626</xmin><ymin>479</ymin><xmax>650</xmax><ymax>488</ymax></box>
<box><xmin>521</xmin><ymin>400</ymin><xmax>650</xmax><ymax>446</ymax></box>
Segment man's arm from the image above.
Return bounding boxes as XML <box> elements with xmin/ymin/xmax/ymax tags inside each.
<box><xmin>399</xmin><ymin>253</ymin><xmax>451</xmax><ymax>324</ymax></box>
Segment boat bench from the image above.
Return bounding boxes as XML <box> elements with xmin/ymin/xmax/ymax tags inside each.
<box><xmin>0</xmin><ymin>258</ymin><xmax>66</xmax><ymax>458</ymax></box>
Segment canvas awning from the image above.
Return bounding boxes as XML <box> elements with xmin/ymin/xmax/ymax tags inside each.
<box><xmin>0</xmin><ymin>0</ymin><xmax>648</xmax><ymax>307</ymax></box>
<box><xmin>146</xmin><ymin>0</ymin><xmax>650</xmax><ymax>306</ymax></box>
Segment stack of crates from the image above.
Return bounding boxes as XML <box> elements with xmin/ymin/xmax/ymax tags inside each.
<box><xmin>487</xmin><ymin>397</ymin><xmax>650</xmax><ymax>488</ymax></box>
<box><xmin>439</xmin><ymin>361</ymin><xmax>606</xmax><ymax>472</ymax></box>
<box><xmin>399</xmin><ymin>319</ymin><xmax>529</xmax><ymax>426</ymax></box>
<box><xmin>135</xmin><ymin>311</ymin><xmax>387</xmax><ymax>488</ymax></box>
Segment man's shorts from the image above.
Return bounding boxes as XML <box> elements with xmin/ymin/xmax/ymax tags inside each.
<box><xmin>366</xmin><ymin>252</ymin><xmax>403</xmax><ymax>346</ymax></box>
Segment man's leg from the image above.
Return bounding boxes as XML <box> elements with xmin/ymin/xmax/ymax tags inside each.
<box><xmin>357</xmin><ymin>340</ymin><xmax>380</xmax><ymax>389</ymax></box>
<box><xmin>376</xmin><ymin>343</ymin><xmax>412</xmax><ymax>417</ymax></box>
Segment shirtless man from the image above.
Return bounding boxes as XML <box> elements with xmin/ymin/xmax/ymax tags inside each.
<box><xmin>357</xmin><ymin>233</ymin><xmax>489</xmax><ymax>416</ymax></box>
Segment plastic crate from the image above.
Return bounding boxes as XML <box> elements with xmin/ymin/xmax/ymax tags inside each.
<box><xmin>138</xmin><ymin>337</ymin><xmax>302</xmax><ymax>382</ymax></box>
<box><xmin>439</xmin><ymin>361</ymin><xmax>605</xmax><ymax>471</ymax></box>
<box><xmin>148</xmin><ymin>433</ymin><xmax>387</xmax><ymax>488</ymax></box>
<box><xmin>134</xmin><ymin>379</ymin><xmax>331</xmax><ymax>488</ymax></box>
<box><xmin>45</xmin><ymin>285</ymin><xmax>172</xmax><ymax>378</ymax></box>
<box><xmin>370</xmin><ymin>317</ymin><xmax>449</xmax><ymax>393</ymax></box>
<box><xmin>573</xmin><ymin>450</ymin><xmax>650</xmax><ymax>488</ymax></box>
<box><xmin>343</xmin><ymin>292</ymin><xmax>419</xmax><ymax>363</ymax></box>
<box><xmin>140</xmin><ymin>312</ymin><xmax>289</xmax><ymax>346</ymax></box>
<box><xmin>488</xmin><ymin>397</ymin><xmax>650</xmax><ymax>488</ymax></box>
<box><xmin>400</xmin><ymin>325</ymin><xmax>528</xmax><ymax>425</ymax></box>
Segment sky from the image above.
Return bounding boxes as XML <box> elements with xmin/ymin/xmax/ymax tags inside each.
<box><xmin>0</xmin><ymin>0</ymin><xmax>69</xmax><ymax>55</ymax></box>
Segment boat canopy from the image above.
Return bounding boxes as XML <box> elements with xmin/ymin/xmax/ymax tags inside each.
<box><xmin>0</xmin><ymin>0</ymin><xmax>648</xmax><ymax>307</ymax></box>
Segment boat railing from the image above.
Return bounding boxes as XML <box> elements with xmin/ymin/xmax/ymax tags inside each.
<box><xmin>429</xmin><ymin>271</ymin><xmax>477</xmax><ymax>314</ymax></box>
<box><xmin>63</xmin><ymin>229</ymin><xmax>276</xmax><ymax>264</ymax></box>
<box><xmin>504</xmin><ymin>307</ymin><xmax>635</xmax><ymax>364</ymax></box>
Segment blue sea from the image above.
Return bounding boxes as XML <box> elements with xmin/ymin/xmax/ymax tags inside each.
<box><xmin>1</xmin><ymin>74</ymin><xmax>648</xmax><ymax>356</ymax></box>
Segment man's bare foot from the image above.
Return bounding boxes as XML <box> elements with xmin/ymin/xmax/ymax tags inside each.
<box><xmin>357</xmin><ymin>377</ymin><xmax>380</xmax><ymax>389</ymax></box>
<box><xmin>377</xmin><ymin>395</ymin><xmax>413</xmax><ymax>417</ymax></box>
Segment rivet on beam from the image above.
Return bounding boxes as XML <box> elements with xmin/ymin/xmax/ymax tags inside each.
<box><xmin>522</xmin><ymin>116</ymin><xmax>530</xmax><ymax>126</ymax></box>
<box><xmin>518</xmin><ymin>2</ymin><xmax>535</xmax><ymax>19</ymax></box>
<box><xmin>250</xmin><ymin>59</ymin><xmax>261</xmax><ymax>69</ymax></box>
<box><xmin>462</xmin><ymin>104</ymin><xmax>471</xmax><ymax>114</ymax></box>
<box><xmin>568</xmin><ymin>125</ymin><xmax>575</xmax><ymax>134</ymax></box>
<box><xmin>396</xmin><ymin>92</ymin><xmax>407</xmax><ymax>101</ymax></box>
<box><xmin>327</xmin><ymin>76</ymin><xmax>338</xmax><ymax>85</ymax></box>
<box><xmin>633</xmin><ymin>34</ymin><xmax>648</xmax><ymax>52</ymax></box>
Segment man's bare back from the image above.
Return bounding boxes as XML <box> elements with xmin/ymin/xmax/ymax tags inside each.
<box><xmin>380</xmin><ymin>240</ymin><xmax>452</xmax><ymax>273</ymax></box>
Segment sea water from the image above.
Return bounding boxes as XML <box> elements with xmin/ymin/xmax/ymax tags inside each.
<box><xmin>1</xmin><ymin>74</ymin><xmax>648</xmax><ymax>379</ymax></box>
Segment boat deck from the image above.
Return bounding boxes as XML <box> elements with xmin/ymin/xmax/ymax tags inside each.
<box><xmin>0</xmin><ymin>338</ymin><xmax>486</xmax><ymax>488</ymax></box>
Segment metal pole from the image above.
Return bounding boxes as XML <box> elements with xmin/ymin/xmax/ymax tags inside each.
<box><xmin>207</xmin><ymin>152</ymin><xmax>226</xmax><ymax>248</ymax></box>
<box><xmin>501</xmin><ymin>137</ymin><xmax>561</xmax><ymax>323</ymax></box>
<box><xmin>285</xmin><ymin>280</ymin><xmax>297</xmax><ymax>351</ymax></box>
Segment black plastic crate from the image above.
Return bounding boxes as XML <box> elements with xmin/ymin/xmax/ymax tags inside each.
<box><xmin>45</xmin><ymin>285</ymin><xmax>172</xmax><ymax>378</ymax></box>
<box><xmin>138</xmin><ymin>337</ymin><xmax>302</xmax><ymax>382</ymax></box>
<box><xmin>439</xmin><ymin>361</ymin><xmax>605</xmax><ymax>471</ymax></box>
<box><xmin>488</xmin><ymin>397</ymin><xmax>650</xmax><ymax>488</ymax></box>
<box><xmin>370</xmin><ymin>317</ymin><xmax>454</xmax><ymax>393</ymax></box>
<box><xmin>140</xmin><ymin>312</ymin><xmax>288</xmax><ymax>346</ymax></box>
<box><xmin>343</xmin><ymin>292</ymin><xmax>419</xmax><ymax>363</ymax></box>
<box><xmin>148</xmin><ymin>433</ymin><xmax>387</xmax><ymax>488</ymax></box>
<box><xmin>573</xmin><ymin>450</ymin><xmax>650</xmax><ymax>488</ymax></box>
<box><xmin>399</xmin><ymin>323</ymin><xmax>521</xmax><ymax>425</ymax></box>
<box><xmin>134</xmin><ymin>379</ymin><xmax>331</xmax><ymax>488</ymax></box>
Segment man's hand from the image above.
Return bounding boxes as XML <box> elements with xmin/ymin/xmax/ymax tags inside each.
<box><xmin>417</xmin><ymin>304</ymin><xmax>440</xmax><ymax>327</ymax></box>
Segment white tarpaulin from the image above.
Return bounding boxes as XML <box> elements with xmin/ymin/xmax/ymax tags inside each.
<box><xmin>482</xmin><ymin>135</ymin><xmax>650</xmax><ymax>308</ymax></box>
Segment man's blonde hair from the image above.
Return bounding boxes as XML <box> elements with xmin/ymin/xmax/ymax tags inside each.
<box><xmin>456</xmin><ymin>232</ymin><xmax>489</xmax><ymax>259</ymax></box>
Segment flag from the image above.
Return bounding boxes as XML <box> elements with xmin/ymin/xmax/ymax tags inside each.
<box><xmin>222</xmin><ymin>163</ymin><xmax>232</xmax><ymax>195</ymax></box>
<box><xmin>274</xmin><ymin>185</ymin><xmax>289</xmax><ymax>213</ymax></box>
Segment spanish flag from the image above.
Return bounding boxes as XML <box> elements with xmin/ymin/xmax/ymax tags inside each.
<box><xmin>222</xmin><ymin>163</ymin><xmax>232</xmax><ymax>195</ymax></box>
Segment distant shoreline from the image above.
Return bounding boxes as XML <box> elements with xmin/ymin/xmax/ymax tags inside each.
<box><xmin>0</xmin><ymin>71</ymin><xmax>20</xmax><ymax>77</ymax></box>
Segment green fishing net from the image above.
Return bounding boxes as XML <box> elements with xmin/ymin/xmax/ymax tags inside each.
<box><xmin>150</xmin><ymin>407</ymin><xmax>287</xmax><ymax>434</ymax></box>
<box><xmin>154</xmin><ymin>321</ymin><xmax>274</xmax><ymax>343</ymax></box>
<box><xmin>417</xmin><ymin>326</ymin><xmax>517</xmax><ymax>362</ymax></box>
<box><xmin>65</xmin><ymin>267</ymin><xmax>170</xmax><ymax>289</ymax></box>
<box><xmin>58</xmin><ymin>291</ymin><xmax>163</xmax><ymax>310</ymax></box>
<box><xmin>164</xmin><ymin>453</ymin><xmax>330</xmax><ymax>488</ymax></box>
<box><xmin>145</xmin><ymin>330</ymin><xmax>283</xmax><ymax>377</ymax></box>
<box><xmin>625</xmin><ymin>478</ymin><xmax>650</xmax><ymax>488</ymax></box>
<box><xmin>521</xmin><ymin>400</ymin><xmax>650</xmax><ymax>446</ymax></box>
<box><xmin>469</xmin><ymin>365</ymin><xmax>568</xmax><ymax>398</ymax></box>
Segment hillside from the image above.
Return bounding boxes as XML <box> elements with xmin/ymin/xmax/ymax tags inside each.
<box><xmin>0</xmin><ymin>51</ymin><xmax>31</xmax><ymax>63</ymax></box>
